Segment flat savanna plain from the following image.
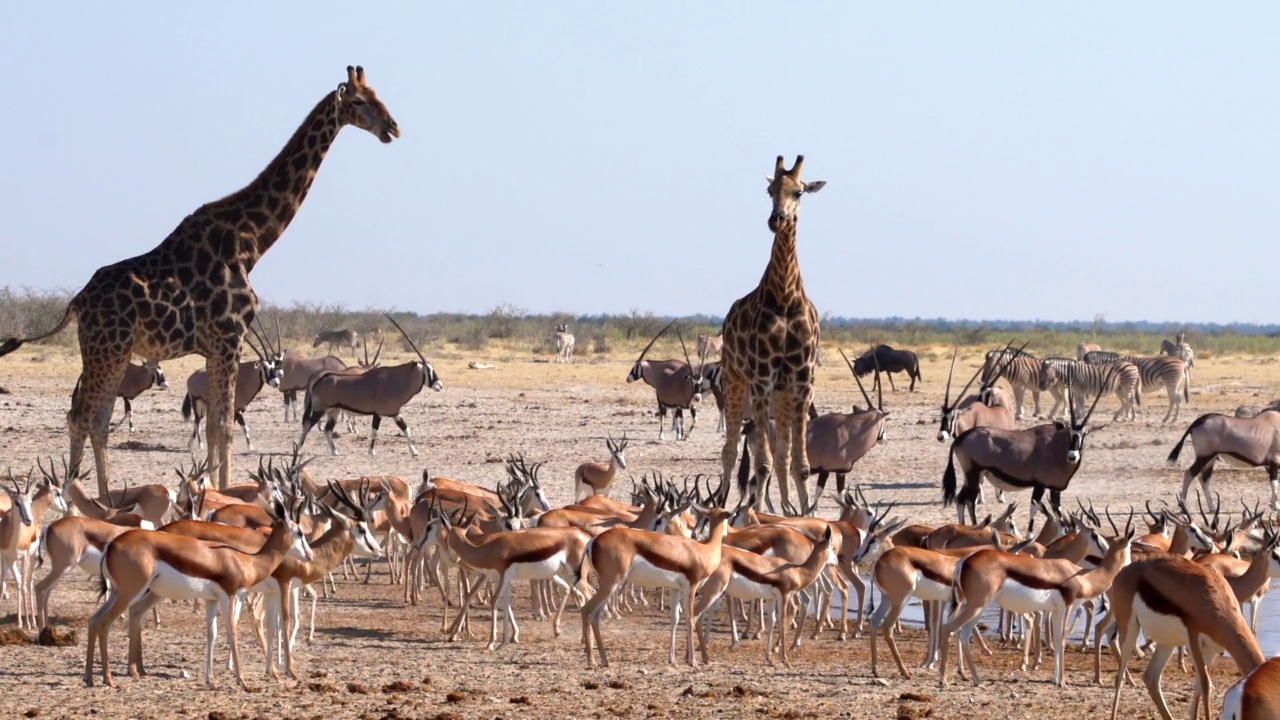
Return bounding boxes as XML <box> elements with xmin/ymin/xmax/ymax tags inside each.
<box><xmin>0</xmin><ymin>343</ymin><xmax>1276</xmax><ymax>719</ymax></box>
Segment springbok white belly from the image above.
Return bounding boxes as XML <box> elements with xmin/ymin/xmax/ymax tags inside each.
<box><xmin>507</xmin><ymin>551</ymin><xmax>569</xmax><ymax>582</ymax></box>
<box><xmin>1133</xmin><ymin>596</ymin><xmax>1188</xmax><ymax>645</ymax></box>
<box><xmin>994</xmin><ymin>580</ymin><xmax>1060</xmax><ymax>615</ymax></box>
<box><xmin>77</xmin><ymin>546</ymin><xmax>105</xmax><ymax>575</ymax></box>
<box><xmin>914</xmin><ymin>576</ymin><xmax>952</xmax><ymax>603</ymax></box>
<box><xmin>727</xmin><ymin>575</ymin><xmax>780</xmax><ymax>602</ymax></box>
<box><xmin>145</xmin><ymin>561</ymin><xmax>224</xmax><ymax>602</ymax></box>
<box><xmin>627</xmin><ymin>556</ymin><xmax>688</xmax><ymax>590</ymax></box>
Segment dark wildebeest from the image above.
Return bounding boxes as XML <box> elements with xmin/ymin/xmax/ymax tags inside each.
<box><xmin>853</xmin><ymin>345</ymin><xmax>921</xmax><ymax>392</ymax></box>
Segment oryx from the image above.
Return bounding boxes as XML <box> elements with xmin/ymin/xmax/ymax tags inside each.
<box><xmin>299</xmin><ymin>313</ymin><xmax>442</xmax><ymax>457</ymax></box>
<box><xmin>942</xmin><ymin>375</ymin><xmax>1112</xmax><ymax>533</ymax></box>
<box><xmin>804</xmin><ymin>350</ymin><xmax>890</xmax><ymax>514</ymax></box>
<box><xmin>109</xmin><ymin>360</ymin><xmax>168</xmax><ymax>433</ymax></box>
<box><xmin>1168</xmin><ymin>409</ymin><xmax>1280</xmax><ymax>511</ymax></box>
<box><xmin>625</xmin><ymin>320</ymin><xmax>706</xmax><ymax>441</ymax></box>
<box><xmin>181</xmin><ymin>321</ymin><xmax>283</xmax><ymax>453</ymax></box>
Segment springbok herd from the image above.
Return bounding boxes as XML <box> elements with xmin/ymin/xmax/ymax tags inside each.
<box><xmin>0</xmin><ymin>66</ymin><xmax>1277</xmax><ymax>720</ymax></box>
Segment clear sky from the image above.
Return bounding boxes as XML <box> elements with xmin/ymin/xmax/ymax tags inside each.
<box><xmin>3</xmin><ymin>3</ymin><xmax>1276</xmax><ymax>324</ymax></box>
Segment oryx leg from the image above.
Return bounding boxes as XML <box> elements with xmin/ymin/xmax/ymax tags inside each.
<box><xmin>120</xmin><ymin>398</ymin><xmax>136</xmax><ymax>433</ymax></box>
<box><xmin>368</xmin><ymin>414</ymin><xmax>382</xmax><ymax>455</ymax></box>
<box><xmin>322</xmin><ymin>414</ymin><xmax>341</xmax><ymax>456</ymax></box>
<box><xmin>1269</xmin><ymin>464</ymin><xmax>1280</xmax><ymax>512</ymax></box>
<box><xmin>393</xmin><ymin>414</ymin><xmax>419</xmax><ymax>457</ymax></box>
<box><xmin>234</xmin><ymin>410</ymin><xmax>253</xmax><ymax>453</ymax></box>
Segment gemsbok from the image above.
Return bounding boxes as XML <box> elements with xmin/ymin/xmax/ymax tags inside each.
<box><xmin>943</xmin><ymin>377</ymin><xmax>1112</xmax><ymax>532</ymax></box>
<box><xmin>300</xmin><ymin>313</ymin><xmax>443</xmax><ymax>456</ymax></box>
<box><xmin>110</xmin><ymin>360</ymin><xmax>168</xmax><ymax>433</ymax></box>
<box><xmin>625</xmin><ymin>321</ymin><xmax>707</xmax><ymax>441</ymax></box>
<box><xmin>182</xmin><ymin>327</ymin><xmax>283</xmax><ymax>453</ymax></box>
<box><xmin>1168</xmin><ymin>409</ymin><xmax>1280</xmax><ymax>512</ymax></box>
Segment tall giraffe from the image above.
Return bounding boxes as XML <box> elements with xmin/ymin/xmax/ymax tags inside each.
<box><xmin>0</xmin><ymin>66</ymin><xmax>400</xmax><ymax>493</ymax></box>
<box><xmin>720</xmin><ymin>155</ymin><xmax>826</xmax><ymax>513</ymax></box>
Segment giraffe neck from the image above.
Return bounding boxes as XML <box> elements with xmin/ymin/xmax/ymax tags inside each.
<box><xmin>199</xmin><ymin>91</ymin><xmax>344</xmax><ymax>270</ymax></box>
<box><xmin>759</xmin><ymin>216</ymin><xmax>805</xmax><ymax>303</ymax></box>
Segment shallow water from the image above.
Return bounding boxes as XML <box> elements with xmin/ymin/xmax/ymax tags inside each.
<box><xmin>836</xmin><ymin>590</ymin><xmax>1280</xmax><ymax>656</ymax></box>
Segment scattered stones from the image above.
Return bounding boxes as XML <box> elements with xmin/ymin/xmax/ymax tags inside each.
<box><xmin>509</xmin><ymin>696</ymin><xmax>533</xmax><ymax>705</ymax></box>
<box><xmin>307</xmin><ymin>681</ymin><xmax>338</xmax><ymax>693</ymax></box>
<box><xmin>582</xmin><ymin>680</ymin><xmax>601</xmax><ymax>690</ymax></box>
<box><xmin>347</xmin><ymin>682</ymin><xmax>373</xmax><ymax>694</ymax></box>
<box><xmin>606</xmin><ymin>680</ymin><xmax>632</xmax><ymax>690</ymax></box>
<box><xmin>898</xmin><ymin>692</ymin><xmax>934</xmax><ymax>703</ymax></box>
<box><xmin>444</xmin><ymin>691</ymin><xmax>470</xmax><ymax>703</ymax></box>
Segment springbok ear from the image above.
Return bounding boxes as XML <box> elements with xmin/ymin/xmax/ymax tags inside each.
<box><xmin>803</xmin><ymin>180</ymin><xmax>827</xmax><ymax>194</ymax></box>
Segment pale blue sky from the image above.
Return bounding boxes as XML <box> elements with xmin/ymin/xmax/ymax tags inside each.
<box><xmin>3</xmin><ymin>3</ymin><xmax>1276</xmax><ymax>324</ymax></box>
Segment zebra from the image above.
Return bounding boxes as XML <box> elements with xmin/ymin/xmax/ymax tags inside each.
<box><xmin>1082</xmin><ymin>350</ymin><xmax>1121</xmax><ymax>364</ymax></box>
<box><xmin>554</xmin><ymin>324</ymin><xmax>575</xmax><ymax>363</ymax></box>
<box><xmin>981</xmin><ymin>347</ymin><xmax>1042</xmax><ymax>419</ymax></box>
<box><xmin>1083</xmin><ymin>353</ymin><xmax>1189</xmax><ymax>422</ymax></box>
<box><xmin>1035</xmin><ymin>357</ymin><xmax>1080</xmax><ymax>421</ymax></box>
<box><xmin>1038</xmin><ymin>359</ymin><xmax>1138</xmax><ymax>422</ymax></box>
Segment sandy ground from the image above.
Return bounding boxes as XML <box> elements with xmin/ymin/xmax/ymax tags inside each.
<box><xmin>0</xmin><ymin>343</ymin><xmax>1275</xmax><ymax>719</ymax></box>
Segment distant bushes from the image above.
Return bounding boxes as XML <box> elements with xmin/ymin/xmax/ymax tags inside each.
<box><xmin>2</xmin><ymin>286</ymin><xmax>1277</xmax><ymax>358</ymax></box>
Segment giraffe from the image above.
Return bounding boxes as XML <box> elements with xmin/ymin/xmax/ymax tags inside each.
<box><xmin>0</xmin><ymin>66</ymin><xmax>400</xmax><ymax>493</ymax></box>
<box><xmin>720</xmin><ymin>155</ymin><xmax>826</xmax><ymax>514</ymax></box>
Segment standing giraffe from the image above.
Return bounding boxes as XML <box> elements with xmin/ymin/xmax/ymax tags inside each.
<box><xmin>0</xmin><ymin>66</ymin><xmax>400</xmax><ymax>493</ymax></box>
<box><xmin>720</xmin><ymin>156</ymin><xmax>826</xmax><ymax>513</ymax></box>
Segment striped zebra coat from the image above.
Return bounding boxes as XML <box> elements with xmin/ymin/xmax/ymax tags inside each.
<box><xmin>1084</xmin><ymin>353</ymin><xmax>1189</xmax><ymax>422</ymax></box>
<box><xmin>981</xmin><ymin>349</ymin><xmax>1042</xmax><ymax>420</ymax></box>
<box><xmin>1038</xmin><ymin>359</ymin><xmax>1139</xmax><ymax>422</ymax></box>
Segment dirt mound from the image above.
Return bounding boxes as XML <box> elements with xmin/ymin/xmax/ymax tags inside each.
<box><xmin>37</xmin><ymin>626</ymin><xmax>77</xmax><ymax>646</ymax></box>
<box><xmin>0</xmin><ymin>627</ymin><xmax>31</xmax><ymax>645</ymax></box>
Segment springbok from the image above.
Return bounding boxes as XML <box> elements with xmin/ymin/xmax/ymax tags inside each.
<box><xmin>83</xmin><ymin>499</ymin><xmax>313</xmax><ymax>689</ymax></box>
<box><xmin>573</xmin><ymin>434</ymin><xmax>629</xmax><ymax>501</ymax></box>
<box><xmin>300</xmin><ymin>313</ymin><xmax>442</xmax><ymax>456</ymax></box>
<box><xmin>1105</xmin><ymin>553</ymin><xmax>1264</xmax><ymax>720</ymax></box>
<box><xmin>625</xmin><ymin>320</ymin><xmax>706</xmax><ymax>441</ymax></box>
<box><xmin>943</xmin><ymin>378</ymin><xmax>1112</xmax><ymax>532</ymax></box>
<box><xmin>1223</xmin><ymin>656</ymin><xmax>1280</xmax><ymax>720</ymax></box>
<box><xmin>1169</xmin><ymin>409</ymin><xmax>1280</xmax><ymax>511</ymax></box>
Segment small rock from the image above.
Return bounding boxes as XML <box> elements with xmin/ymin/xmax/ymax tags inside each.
<box><xmin>180</xmin><ymin>670</ymin><xmax>191</xmax><ymax>679</ymax></box>
<box><xmin>872</xmin><ymin>678</ymin><xmax>890</xmax><ymax>686</ymax></box>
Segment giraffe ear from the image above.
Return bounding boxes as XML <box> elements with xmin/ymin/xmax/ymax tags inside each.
<box><xmin>803</xmin><ymin>180</ymin><xmax>827</xmax><ymax>194</ymax></box>
<box><xmin>336</xmin><ymin>83</ymin><xmax>349</xmax><ymax>102</ymax></box>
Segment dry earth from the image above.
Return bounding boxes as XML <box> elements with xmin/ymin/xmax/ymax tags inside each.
<box><xmin>0</xmin><ymin>343</ymin><xmax>1277</xmax><ymax>719</ymax></box>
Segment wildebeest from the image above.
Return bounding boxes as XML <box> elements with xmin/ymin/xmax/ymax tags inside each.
<box><xmin>853</xmin><ymin>344</ymin><xmax>921</xmax><ymax>392</ymax></box>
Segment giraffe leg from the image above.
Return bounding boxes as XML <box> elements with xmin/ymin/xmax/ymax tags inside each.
<box><xmin>751</xmin><ymin>389</ymin><xmax>780</xmax><ymax>511</ymax></box>
<box><xmin>772</xmin><ymin>390</ymin><xmax>796</xmax><ymax>514</ymax></box>
<box><xmin>204</xmin><ymin>352</ymin><xmax>239</xmax><ymax>490</ymax></box>
<box><xmin>720</xmin><ymin>368</ymin><xmax>749</xmax><ymax>502</ymax></box>
<box><xmin>789</xmin><ymin>386</ymin><xmax>813</xmax><ymax>513</ymax></box>
<box><xmin>69</xmin><ymin>347</ymin><xmax>129</xmax><ymax>495</ymax></box>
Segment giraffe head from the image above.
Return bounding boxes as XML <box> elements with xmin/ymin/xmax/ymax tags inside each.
<box><xmin>336</xmin><ymin>66</ymin><xmax>401</xmax><ymax>144</ymax></box>
<box><xmin>765</xmin><ymin>155</ymin><xmax>826</xmax><ymax>231</ymax></box>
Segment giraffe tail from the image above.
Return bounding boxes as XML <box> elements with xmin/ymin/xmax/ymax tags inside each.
<box><xmin>0</xmin><ymin>298</ymin><xmax>78</xmax><ymax>358</ymax></box>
